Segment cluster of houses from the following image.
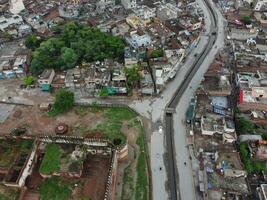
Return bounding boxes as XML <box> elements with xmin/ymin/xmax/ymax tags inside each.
<box><xmin>186</xmin><ymin>0</ymin><xmax>267</xmax><ymax>199</ymax></box>
<box><xmin>0</xmin><ymin>0</ymin><xmax>205</xmax><ymax>96</ymax></box>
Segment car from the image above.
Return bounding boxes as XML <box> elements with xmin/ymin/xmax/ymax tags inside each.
<box><xmin>211</xmin><ymin>31</ymin><xmax>216</xmax><ymax>35</ymax></box>
<box><xmin>158</xmin><ymin>126</ymin><xmax>163</xmax><ymax>133</ymax></box>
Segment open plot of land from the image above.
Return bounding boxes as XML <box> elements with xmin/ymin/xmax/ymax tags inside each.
<box><xmin>24</xmin><ymin>152</ymin><xmax>111</xmax><ymax>200</ymax></box>
<box><xmin>80</xmin><ymin>155</ymin><xmax>111</xmax><ymax>200</ymax></box>
<box><xmin>207</xmin><ymin>172</ymin><xmax>248</xmax><ymax>194</ymax></box>
<box><xmin>0</xmin><ymin>105</ymin><xmax>137</xmax><ymax>145</ymax></box>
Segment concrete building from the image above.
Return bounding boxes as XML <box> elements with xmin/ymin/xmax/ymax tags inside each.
<box><xmin>0</xmin><ymin>14</ymin><xmax>23</xmax><ymax>31</ymax></box>
<box><xmin>125</xmin><ymin>30</ymin><xmax>151</xmax><ymax>49</ymax></box>
<box><xmin>121</xmin><ymin>0</ymin><xmax>136</xmax><ymax>10</ymax></box>
<box><xmin>9</xmin><ymin>0</ymin><xmax>25</xmax><ymax>14</ymax></box>
<box><xmin>258</xmin><ymin>184</ymin><xmax>267</xmax><ymax>200</ymax></box>
<box><xmin>133</xmin><ymin>5</ymin><xmax>156</xmax><ymax>20</ymax></box>
<box><xmin>38</xmin><ymin>69</ymin><xmax>55</xmax><ymax>91</ymax></box>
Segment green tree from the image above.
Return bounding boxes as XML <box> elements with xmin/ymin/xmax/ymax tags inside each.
<box><xmin>99</xmin><ymin>87</ymin><xmax>109</xmax><ymax>97</ymax></box>
<box><xmin>23</xmin><ymin>76</ymin><xmax>34</xmax><ymax>86</ymax></box>
<box><xmin>30</xmin><ymin>22</ymin><xmax>125</xmax><ymax>75</ymax></box>
<box><xmin>30</xmin><ymin>38</ymin><xmax>65</xmax><ymax>75</ymax></box>
<box><xmin>151</xmin><ymin>49</ymin><xmax>164</xmax><ymax>58</ymax></box>
<box><xmin>49</xmin><ymin>89</ymin><xmax>74</xmax><ymax>116</ymax></box>
<box><xmin>237</xmin><ymin>117</ymin><xmax>254</xmax><ymax>133</ymax></box>
<box><xmin>241</xmin><ymin>16</ymin><xmax>252</xmax><ymax>25</ymax></box>
<box><xmin>25</xmin><ymin>35</ymin><xmax>41</xmax><ymax>50</ymax></box>
<box><xmin>60</xmin><ymin>47</ymin><xmax>78</xmax><ymax>69</ymax></box>
<box><xmin>124</xmin><ymin>65</ymin><xmax>143</xmax><ymax>87</ymax></box>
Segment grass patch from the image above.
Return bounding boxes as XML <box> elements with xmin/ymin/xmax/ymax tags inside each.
<box><xmin>39</xmin><ymin>177</ymin><xmax>72</xmax><ymax>200</ymax></box>
<box><xmin>39</xmin><ymin>144</ymin><xmax>61</xmax><ymax>175</ymax></box>
<box><xmin>122</xmin><ymin>166</ymin><xmax>135</xmax><ymax>200</ymax></box>
<box><xmin>94</xmin><ymin>107</ymin><xmax>136</xmax><ymax>146</ymax></box>
<box><xmin>239</xmin><ymin>142</ymin><xmax>267</xmax><ymax>174</ymax></box>
<box><xmin>135</xmin><ymin>121</ymin><xmax>148</xmax><ymax>200</ymax></box>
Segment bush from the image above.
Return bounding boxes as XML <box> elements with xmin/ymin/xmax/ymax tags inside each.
<box><xmin>240</xmin><ymin>16</ymin><xmax>252</xmax><ymax>25</ymax></box>
<box><xmin>151</xmin><ymin>49</ymin><xmax>164</xmax><ymax>58</ymax></box>
<box><xmin>49</xmin><ymin>89</ymin><xmax>74</xmax><ymax>116</ymax></box>
<box><xmin>23</xmin><ymin>76</ymin><xmax>34</xmax><ymax>86</ymax></box>
<box><xmin>99</xmin><ymin>87</ymin><xmax>109</xmax><ymax>97</ymax></box>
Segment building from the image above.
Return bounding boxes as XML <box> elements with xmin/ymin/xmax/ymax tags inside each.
<box><xmin>125</xmin><ymin>30</ymin><xmax>151</xmax><ymax>49</ymax></box>
<box><xmin>133</xmin><ymin>5</ymin><xmax>156</xmax><ymax>20</ymax></box>
<box><xmin>258</xmin><ymin>184</ymin><xmax>267</xmax><ymax>200</ymax></box>
<box><xmin>9</xmin><ymin>0</ymin><xmax>24</xmax><ymax>14</ymax></box>
<box><xmin>38</xmin><ymin>69</ymin><xmax>55</xmax><ymax>91</ymax></box>
<box><xmin>121</xmin><ymin>0</ymin><xmax>136</xmax><ymax>10</ymax></box>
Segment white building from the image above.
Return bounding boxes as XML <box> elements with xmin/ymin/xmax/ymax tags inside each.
<box><xmin>133</xmin><ymin>5</ymin><xmax>156</xmax><ymax>20</ymax></box>
<box><xmin>121</xmin><ymin>0</ymin><xmax>136</xmax><ymax>9</ymax></box>
<box><xmin>38</xmin><ymin>69</ymin><xmax>55</xmax><ymax>87</ymax></box>
<box><xmin>0</xmin><ymin>14</ymin><xmax>23</xmax><ymax>31</ymax></box>
<box><xmin>126</xmin><ymin>31</ymin><xmax>151</xmax><ymax>49</ymax></box>
<box><xmin>9</xmin><ymin>0</ymin><xmax>25</xmax><ymax>14</ymax></box>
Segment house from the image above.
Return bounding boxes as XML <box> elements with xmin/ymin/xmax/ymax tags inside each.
<box><xmin>258</xmin><ymin>184</ymin><xmax>267</xmax><ymax>200</ymax></box>
<box><xmin>121</xmin><ymin>0</ymin><xmax>136</xmax><ymax>10</ymax></box>
<box><xmin>125</xmin><ymin>30</ymin><xmax>151</xmax><ymax>49</ymax></box>
<box><xmin>38</xmin><ymin>69</ymin><xmax>55</xmax><ymax>91</ymax></box>
<box><xmin>133</xmin><ymin>5</ymin><xmax>156</xmax><ymax>20</ymax></box>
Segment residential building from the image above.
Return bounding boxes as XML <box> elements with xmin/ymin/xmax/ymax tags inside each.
<box><xmin>121</xmin><ymin>0</ymin><xmax>136</xmax><ymax>10</ymax></box>
<box><xmin>38</xmin><ymin>69</ymin><xmax>55</xmax><ymax>91</ymax></box>
<box><xmin>9</xmin><ymin>0</ymin><xmax>25</xmax><ymax>14</ymax></box>
<box><xmin>125</xmin><ymin>30</ymin><xmax>151</xmax><ymax>49</ymax></box>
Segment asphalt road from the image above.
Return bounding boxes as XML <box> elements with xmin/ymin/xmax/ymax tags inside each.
<box><xmin>164</xmin><ymin>0</ymin><xmax>221</xmax><ymax>199</ymax></box>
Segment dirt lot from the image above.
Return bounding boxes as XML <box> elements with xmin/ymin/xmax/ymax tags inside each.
<box><xmin>0</xmin><ymin>105</ymin><xmax>104</xmax><ymax>135</ymax></box>
<box><xmin>80</xmin><ymin>155</ymin><xmax>111</xmax><ymax>200</ymax></box>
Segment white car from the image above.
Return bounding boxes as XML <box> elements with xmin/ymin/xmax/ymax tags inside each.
<box><xmin>158</xmin><ymin>126</ymin><xmax>163</xmax><ymax>133</ymax></box>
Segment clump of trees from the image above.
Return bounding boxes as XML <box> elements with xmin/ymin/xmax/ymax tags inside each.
<box><xmin>124</xmin><ymin>65</ymin><xmax>143</xmax><ymax>87</ymax></box>
<box><xmin>30</xmin><ymin>22</ymin><xmax>125</xmax><ymax>75</ymax></box>
<box><xmin>49</xmin><ymin>89</ymin><xmax>74</xmax><ymax>116</ymax></box>
<box><xmin>25</xmin><ymin>35</ymin><xmax>42</xmax><ymax>50</ymax></box>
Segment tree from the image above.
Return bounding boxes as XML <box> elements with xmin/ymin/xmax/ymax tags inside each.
<box><xmin>124</xmin><ymin>65</ymin><xmax>143</xmax><ymax>87</ymax></box>
<box><xmin>151</xmin><ymin>49</ymin><xmax>164</xmax><ymax>58</ymax></box>
<box><xmin>23</xmin><ymin>76</ymin><xmax>34</xmax><ymax>86</ymax></box>
<box><xmin>60</xmin><ymin>47</ymin><xmax>78</xmax><ymax>69</ymax></box>
<box><xmin>49</xmin><ymin>89</ymin><xmax>74</xmax><ymax>116</ymax></box>
<box><xmin>237</xmin><ymin>117</ymin><xmax>254</xmax><ymax>133</ymax></box>
<box><xmin>241</xmin><ymin>16</ymin><xmax>252</xmax><ymax>25</ymax></box>
<box><xmin>30</xmin><ymin>38</ymin><xmax>65</xmax><ymax>75</ymax></box>
<box><xmin>99</xmin><ymin>87</ymin><xmax>109</xmax><ymax>97</ymax></box>
<box><xmin>30</xmin><ymin>22</ymin><xmax>125</xmax><ymax>75</ymax></box>
<box><xmin>25</xmin><ymin>35</ymin><xmax>41</xmax><ymax>50</ymax></box>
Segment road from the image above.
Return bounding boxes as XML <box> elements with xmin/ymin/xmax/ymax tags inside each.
<box><xmin>163</xmin><ymin>0</ymin><xmax>226</xmax><ymax>199</ymax></box>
